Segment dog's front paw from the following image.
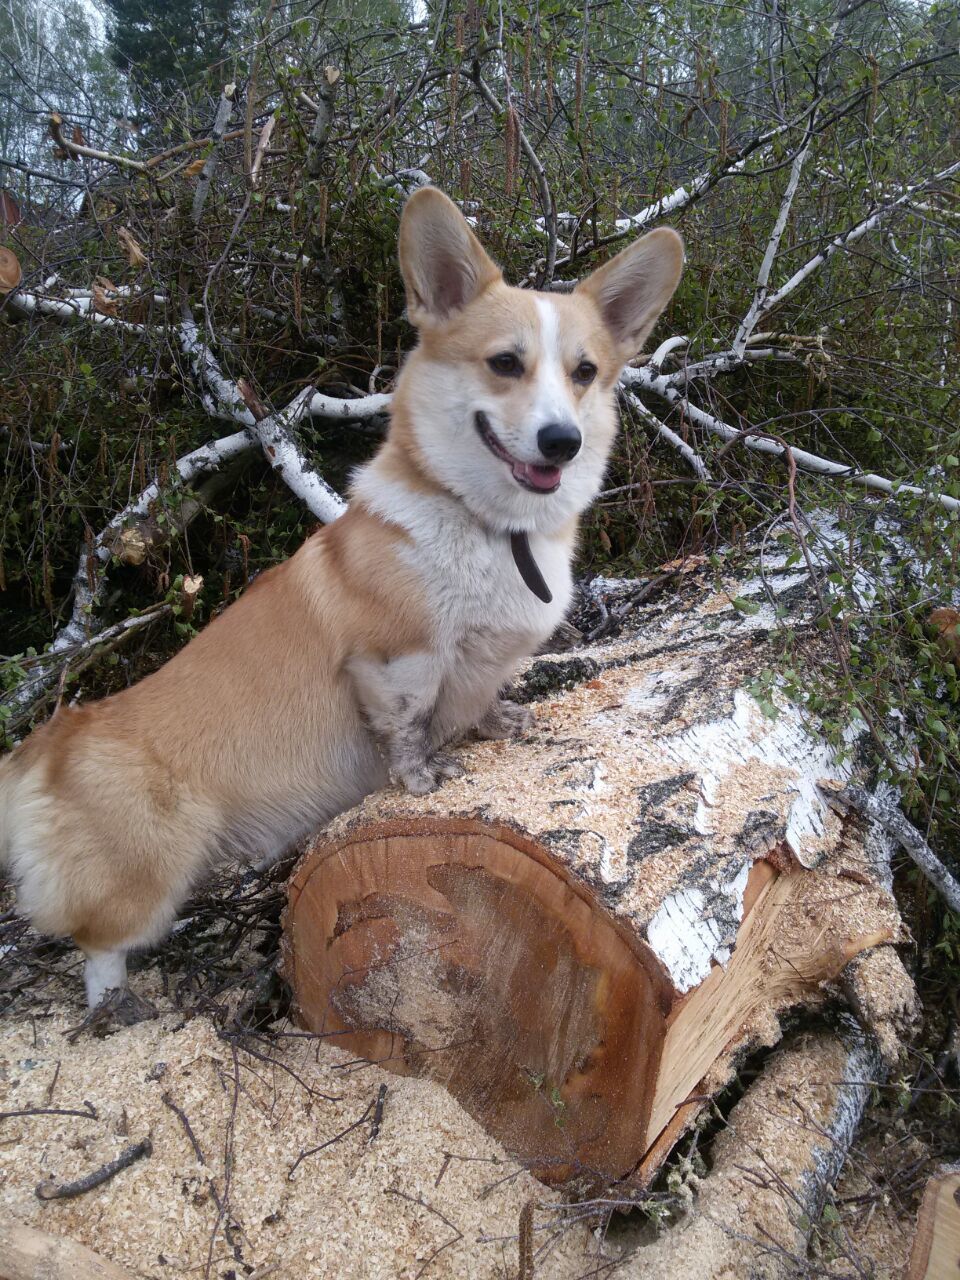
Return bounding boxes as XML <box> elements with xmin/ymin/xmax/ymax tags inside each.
<box><xmin>398</xmin><ymin>751</ymin><xmax>465</xmax><ymax>795</ymax></box>
<box><xmin>475</xmin><ymin>699</ymin><xmax>536</xmax><ymax>740</ymax></box>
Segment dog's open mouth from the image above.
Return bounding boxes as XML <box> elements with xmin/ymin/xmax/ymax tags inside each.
<box><xmin>475</xmin><ymin>413</ymin><xmax>562</xmax><ymax>494</ymax></box>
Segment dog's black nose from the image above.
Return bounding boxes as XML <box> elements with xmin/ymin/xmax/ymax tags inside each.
<box><xmin>537</xmin><ymin>422</ymin><xmax>582</xmax><ymax>463</ymax></box>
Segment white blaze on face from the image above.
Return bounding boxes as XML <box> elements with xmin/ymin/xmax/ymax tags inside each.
<box><xmin>533</xmin><ymin>296</ymin><xmax>577</xmax><ymax>433</ymax></box>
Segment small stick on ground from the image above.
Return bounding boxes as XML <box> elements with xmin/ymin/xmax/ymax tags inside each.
<box><xmin>584</xmin><ymin>571</ymin><xmax>679</xmax><ymax>641</ymax></box>
<box><xmin>384</xmin><ymin>1186</ymin><xmax>464</xmax><ymax>1279</ymax></box>
<box><xmin>1</xmin><ymin>1101</ymin><xmax>97</xmax><ymax>1123</ymax></box>
<box><xmin>35</xmin><ymin>1138</ymin><xmax>152</xmax><ymax>1201</ymax></box>
<box><xmin>369</xmin><ymin>1083</ymin><xmax>387</xmax><ymax>1143</ymax></box>
<box><xmin>162</xmin><ymin>1091</ymin><xmax>206</xmax><ymax>1164</ymax></box>
<box><xmin>518</xmin><ymin>1198</ymin><xmax>535</xmax><ymax>1280</ymax></box>
<box><xmin>288</xmin><ymin>1099</ymin><xmax>375</xmax><ymax>1178</ymax></box>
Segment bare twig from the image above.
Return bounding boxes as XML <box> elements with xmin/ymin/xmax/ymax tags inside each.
<box><xmin>384</xmin><ymin>1186</ymin><xmax>464</xmax><ymax>1279</ymax></box>
<box><xmin>35</xmin><ymin>1139</ymin><xmax>152</xmax><ymax>1201</ymax></box>
<box><xmin>368</xmin><ymin>1083</ymin><xmax>387</xmax><ymax>1143</ymax></box>
<box><xmin>622</xmin><ymin>366</ymin><xmax>960</xmax><ymax>514</ymax></box>
<box><xmin>161</xmin><ymin>1092</ymin><xmax>207</xmax><ymax>1165</ymax></box>
<box><xmin>473</xmin><ymin>64</ymin><xmax>557</xmax><ymax>285</ymax></box>
<box><xmin>288</xmin><ymin>1099</ymin><xmax>376</xmax><ymax>1178</ymax></box>
<box><xmin>0</xmin><ymin>1101</ymin><xmax>97</xmax><ymax>1123</ymax></box>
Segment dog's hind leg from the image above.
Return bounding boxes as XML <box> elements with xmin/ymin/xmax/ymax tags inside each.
<box><xmin>83</xmin><ymin>948</ymin><xmax>128</xmax><ymax>1007</ymax></box>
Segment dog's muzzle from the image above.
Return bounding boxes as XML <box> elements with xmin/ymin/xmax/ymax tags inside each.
<box><xmin>475</xmin><ymin>412</ymin><xmax>566</xmax><ymax>494</ymax></box>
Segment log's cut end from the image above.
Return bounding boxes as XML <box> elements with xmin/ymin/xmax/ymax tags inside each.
<box><xmin>282</xmin><ymin>814</ymin><xmax>894</xmax><ymax>1189</ymax></box>
<box><xmin>283</xmin><ymin>817</ymin><xmax>672</xmax><ymax>1186</ymax></box>
<box><xmin>907</xmin><ymin>1163</ymin><xmax>960</xmax><ymax>1280</ymax></box>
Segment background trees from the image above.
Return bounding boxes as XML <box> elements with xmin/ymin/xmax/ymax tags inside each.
<box><xmin>2</xmin><ymin>0</ymin><xmax>958</xmax><ymax>790</ymax></box>
<box><xmin>3</xmin><ymin>0</ymin><xmax>958</xmax><ymax>807</ymax></box>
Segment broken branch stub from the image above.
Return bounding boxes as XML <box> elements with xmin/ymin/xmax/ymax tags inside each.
<box><xmin>283</xmin><ymin>562</ymin><xmax>906</xmax><ymax>1189</ymax></box>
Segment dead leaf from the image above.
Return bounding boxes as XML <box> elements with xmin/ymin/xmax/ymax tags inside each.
<box><xmin>184</xmin><ymin>158</ymin><xmax>206</xmax><ymax>178</ymax></box>
<box><xmin>71</xmin><ymin>124</ymin><xmax>86</xmax><ymax>147</ymax></box>
<box><xmin>0</xmin><ymin>246</ymin><xmax>22</xmax><ymax>293</ymax></box>
<box><xmin>930</xmin><ymin>606</ymin><xmax>960</xmax><ymax>662</ymax></box>
<box><xmin>91</xmin><ymin>283</ymin><xmax>118</xmax><ymax>317</ymax></box>
<box><xmin>117</xmin><ymin>226</ymin><xmax>147</xmax><ymax>268</ymax></box>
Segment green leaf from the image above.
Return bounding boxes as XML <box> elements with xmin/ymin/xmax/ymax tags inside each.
<box><xmin>731</xmin><ymin>596</ymin><xmax>761</xmax><ymax>615</ymax></box>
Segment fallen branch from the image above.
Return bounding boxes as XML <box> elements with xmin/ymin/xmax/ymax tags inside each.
<box><xmin>307</xmin><ymin>388</ymin><xmax>392</xmax><ymax>420</ymax></box>
<box><xmin>620</xmin><ymin>1024</ymin><xmax>881</xmax><ymax>1279</ymax></box>
<box><xmin>623</xmin><ymin>389</ymin><xmax>711</xmax><ymax>481</ymax></box>
<box><xmin>48</xmin><ymin>112</ymin><xmax>147</xmax><ymax>173</ymax></box>
<box><xmin>733</xmin><ymin>115</ymin><xmax>816</xmax><ymax>357</ymax></box>
<box><xmin>819</xmin><ymin>781</ymin><xmax>960</xmax><ymax>913</ymax></box>
<box><xmin>235</xmin><ymin>378</ymin><xmax>346</xmax><ymax>523</ymax></box>
<box><xmin>192</xmin><ymin>84</ymin><xmax>237</xmax><ymax>225</ymax></box>
<box><xmin>1</xmin><ymin>429</ymin><xmax>254</xmax><ymax>725</ymax></box>
<box><xmin>4</xmin><ymin>289</ymin><xmax>145</xmax><ymax>333</ymax></box>
<box><xmin>543</xmin><ymin>111</ymin><xmax>812</xmax><ymax>278</ymax></box>
<box><xmin>755</xmin><ymin>157</ymin><xmax>960</xmax><ymax>326</ymax></box>
<box><xmin>622</xmin><ymin>365</ymin><xmax>960</xmax><ymax>513</ymax></box>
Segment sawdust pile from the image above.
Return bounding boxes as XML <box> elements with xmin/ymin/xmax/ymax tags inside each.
<box><xmin>0</xmin><ymin>992</ymin><xmax>595</xmax><ymax>1278</ymax></box>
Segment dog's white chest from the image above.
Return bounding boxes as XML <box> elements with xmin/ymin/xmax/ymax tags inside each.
<box><xmin>403</xmin><ymin>505</ymin><xmax>571</xmax><ymax>653</ymax></box>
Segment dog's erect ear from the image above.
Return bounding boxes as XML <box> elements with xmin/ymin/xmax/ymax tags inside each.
<box><xmin>399</xmin><ymin>187</ymin><xmax>502</xmax><ymax>327</ymax></box>
<box><xmin>576</xmin><ymin>227</ymin><xmax>684</xmax><ymax>360</ymax></box>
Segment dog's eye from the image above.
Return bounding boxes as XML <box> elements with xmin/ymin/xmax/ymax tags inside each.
<box><xmin>573</xmin><ymin>360</ymin><xmax>597</xmax><ymax>386</ymax></box>
<box><xmin>488</xmin><ymin>352</ymin><xmax>523</xmax><ymax>377</ymax></box>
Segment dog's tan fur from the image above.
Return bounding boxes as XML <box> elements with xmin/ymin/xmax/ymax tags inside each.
<box><xmin>0</xmin><ymin>188</ymin><xmax>683</xmax><ymax>1007</ymax></box>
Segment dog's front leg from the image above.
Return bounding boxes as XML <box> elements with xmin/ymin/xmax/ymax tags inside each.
<box><xmin>347</xmin><ymin>652</ymin><xmax>463</xmax><ymax>795</ymax></box>
<box><xmin>474</xmin><ymin>698</ymin><xmax>536</xmax><ymax>740</ymax></box>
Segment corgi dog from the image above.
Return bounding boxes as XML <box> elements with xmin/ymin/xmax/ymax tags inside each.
<box><xmin>0</xmin><ymin>188</ymin><xmax>682</xmax><ymax>1009</ymax></box>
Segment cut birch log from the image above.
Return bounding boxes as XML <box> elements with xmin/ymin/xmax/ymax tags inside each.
<box><xmin>907</xmin><ymin>1163</ymin><xmax>960</xmax><ymax>1280</ymax></box>
<box><xmin>282</xmin><ymin>556</ymin><xmax>908</xmax><ymax>1191</ymax></box>
<box><xmin>0</xmin><ymin>1213</ymin><xmax>137</xmax><ymax>1280</ymax></box>
<box><xmin>619</xmin><ymin>1024</ymin><xmax>881</xmax><ymax>1279</ymax></box>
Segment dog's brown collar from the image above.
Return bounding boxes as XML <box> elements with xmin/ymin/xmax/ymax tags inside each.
<box><xmin>510</xmin><ymin>531</ymin><xmax>552</xmax><ymax>604</ymax></box>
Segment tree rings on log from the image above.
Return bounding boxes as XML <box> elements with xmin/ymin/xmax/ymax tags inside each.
<box><xmin>284</xmin><ymin>817</ymin><xmax>671</xmax><ymax>1187</ymax></box>
<box><xmin>282</xmin><ymin>815</ymin><xmax>893</xmax><ymax>1189</ymax></box>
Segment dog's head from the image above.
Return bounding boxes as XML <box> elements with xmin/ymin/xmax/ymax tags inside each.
<box><xmin>394</xmin><ymin>187</ymin><xmax>683</xmax><ymax>534</ymax></box>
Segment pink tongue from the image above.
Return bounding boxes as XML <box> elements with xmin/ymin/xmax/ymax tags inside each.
<box><xmin>513</xmin><ymin>461</ymin><xmax>561</xmax><ymax>491</ymax></box>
